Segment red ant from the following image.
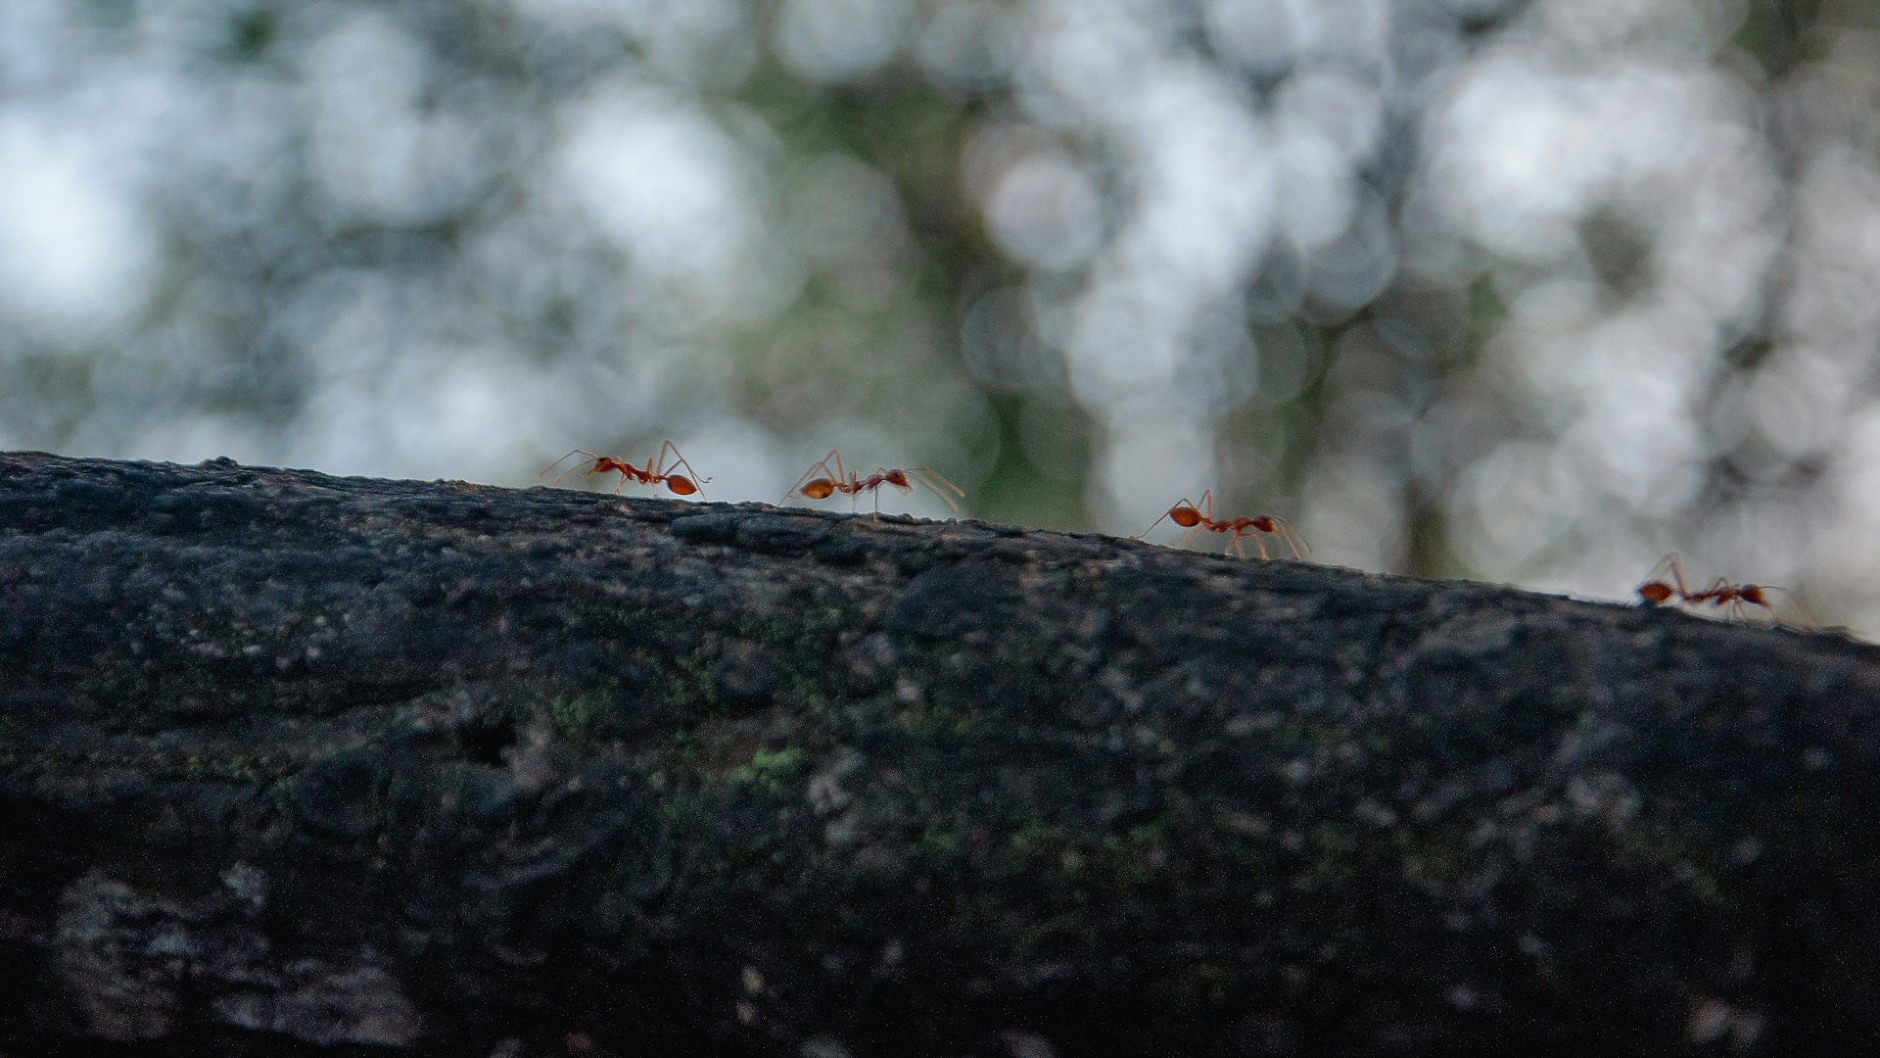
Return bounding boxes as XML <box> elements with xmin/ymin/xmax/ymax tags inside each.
<box><xmin>1138</xmin><ymin>489</ymin><xmax>1309</xmax><ymax>560</ymax></box>
<box><xmin>1636</xmin><ymin>552</ymin><xmax>1809</xmax><ymax>624</ymax></box>
<box><xmin>541</xmin><ymin>441</ymin><xmax>709</xmax><ymax>498</ymax></box>
<box><xmin>784</xmin><ymin>449</ymin><xmax>964</xmax><ymax>515</ymax></box>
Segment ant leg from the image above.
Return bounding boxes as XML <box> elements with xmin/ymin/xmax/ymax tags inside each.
<box><xmin>834</xmin><ymin>452</ymin><xmax>862</xmax><ymax>513</ymax></box>
<box><xmin>825</xmin><ymin>449</ymin><xmax>848</xmax><ymax>506</ymax></box>
<box><xmin>1137</xmin><ymin>497</ymin><xmax>1206</xmax><ymax>541</ymax></box>
<box><xmin>654</xmin><ymin>440</ymin><xmax>710</xmax><ymax>498</ymax></box>
<box><xmin>1221</xmin><ymin>529</ymin><xmax>1252</xmax><ymax>560</ymax></box>
<box><xmin>1263</xmin><ymin>515</ymin><xmax>1310</xmax><ymax>560</ymax></box>
<box><xmin>609</xmin><ymin>465</ymin><xmax>644</xmax><ymax>495</ymax></box>
<box><xmin>1246</xmin><ymin>528</ymin><xmax>1271</xmax><ymax>561</ymax></box>
<box><xmin>1697</xmin><ymin>577</ymin><xmax>1735</xmax><ymax>610</ymax></box>
<box><xmin>1661</xmin><ymin>553</ymin><xmax>1694</xmax><ymax>602</ymax></box>
<box><xmin>864</xmin><ymin>473</ymin><xmax>894</xmax><ymax>518</ymax></box>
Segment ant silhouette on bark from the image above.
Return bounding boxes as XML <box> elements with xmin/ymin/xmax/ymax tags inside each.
<box><xmin>784</xmin><ymin>449</ymin><xmax>964</xmax><ymax>516</ymax></box>
<box><xmin>541</xmin><ymin>441</ymin><xmax>709</xmax><ymax>499</ymax></box>
<box><xmin>1138</xmin><ymin>489</ymin><xmax>1309</xmax><ymax>561</ymax></box>
<box><xmin>1635</xmin><ymin>552</ymin><xmax>1811</xmax><ymax>626</ymax></box>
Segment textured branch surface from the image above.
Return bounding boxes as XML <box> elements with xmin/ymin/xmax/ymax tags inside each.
<box><xmin>3</xmin><ymin>451</ymin><xmax>1879</xmax><ymax>1058</ymax></box>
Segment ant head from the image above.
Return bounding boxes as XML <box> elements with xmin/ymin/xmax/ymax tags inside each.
<box><xmin>883</xmin><ymin>469</ymin><xmax>911</xmax><ymax>488</ymax></box>
<box><xmin>1169</xmin><ymin>505</ymin><xmax>1203</xmax><ymax>528</ymax></box>
<box><xmin>1637</xmin><ymin>582</ymin><xmax>1675</xmax><ymax>604</ymax></box>
<box><xmin>666</xmin><ymin>476</ymin><xmax>698</xmax><ymax>496</ymax></box>
<box><xmin>1738</xmin><ymin>585</ymin><xmax>1768</xmax><ymax>605</ymax></box>
<box><xmin>801</xmin><ymin>478</ymin><xmax>837</xmax><ymax>500</ymax></box>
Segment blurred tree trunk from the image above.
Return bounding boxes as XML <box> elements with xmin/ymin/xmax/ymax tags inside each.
<box><xmin>3</xmin><ymin>451</ymin><xmax>1879</xmax><ymax>1058</ymax></box>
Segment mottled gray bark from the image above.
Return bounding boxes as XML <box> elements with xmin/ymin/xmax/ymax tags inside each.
<box><xmin>2</xmin><ymin>450</ymin><xmax>1878</xmax><ymax>1058</ymax></box>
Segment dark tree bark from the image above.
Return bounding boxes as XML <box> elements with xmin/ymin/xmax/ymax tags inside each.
<box><xmin>2</xmin><ymin>450</ymin><xmax>1878</xmax><ymax>1058</ymax></box>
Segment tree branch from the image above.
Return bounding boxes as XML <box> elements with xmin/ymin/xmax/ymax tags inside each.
<box><xmin>3</xmin><ymin>451</ymin><xmax>1878</xmax><ymax>1057</ymax></box>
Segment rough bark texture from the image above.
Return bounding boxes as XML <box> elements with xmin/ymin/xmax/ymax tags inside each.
<box><xmin>2</xmin><ymin>450</ymin><xmax>1878</xmax><ymax>1058</ymax></box>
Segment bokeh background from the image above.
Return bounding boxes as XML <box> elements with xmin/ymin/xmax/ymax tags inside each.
<box><xmin>4</xmin><ymin>0</ymin><xmax>1876</xmax><ymax>633</ymax></box>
